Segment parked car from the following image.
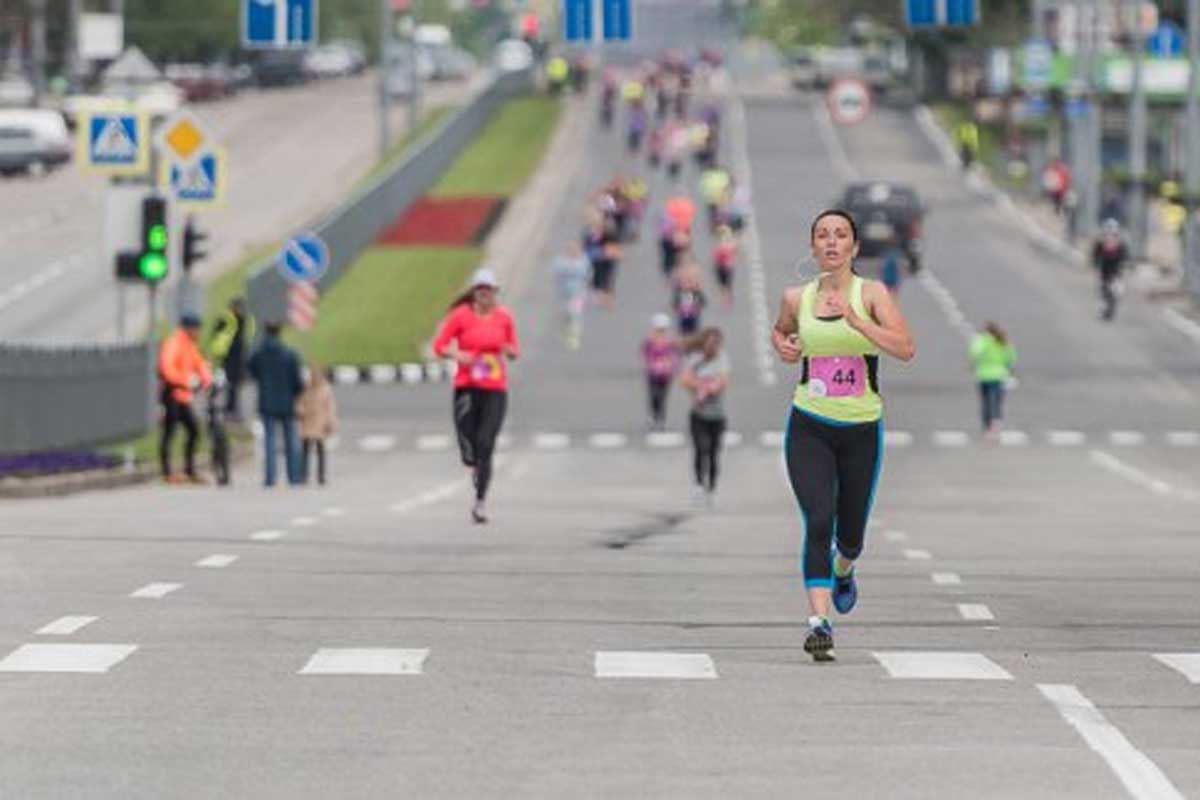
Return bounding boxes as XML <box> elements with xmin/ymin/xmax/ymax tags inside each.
<box><xmin>390</xmin><ymin>45</ymin><xmax>435</xmax><ymax>81</ymax></box>
<box><xmin>0</xmin><ymin>76</ymin><xmax>36</xmax><ymax>108</ymax></box>
<box><xmin>0</xmin><ymin>109</ymin><xmax>71</xmax><ymax>177</ymax></box>
<box><xmin>494</xmin><ymin>39</ymin><xmax>533</xmax><ymax>73</ymax></box>
<box><xmin>252</xmin><ymin>50</ymin><xmax>307</xmax><ymax>87</ymax></box>
<box><xmin>166</xmin><ymin>63</ymin><xmax>226</xmax><ymax>102</ymax></box>
<box><xmin>787</xmin><ymin>49</ymin><xmax>818</xmax><ymax>90</ymax></box>
<box><xmin>838</xmin><ymin>181</ymin><xmax>925</xmax><ymax>270</ymax></box>
<box><xmin>329</xmin><ymin>40</ymin><xmax>367</xmax><ymax>74</ymax></box>
<box><xmin>304</xmin><ymin>44</ymin><xmax>358</xmax><ymax>79</ymax></box>
<box><xmin>427</xmin><ymin>45</ymin><xmax>476</xmax><ymax>81</ymax></box>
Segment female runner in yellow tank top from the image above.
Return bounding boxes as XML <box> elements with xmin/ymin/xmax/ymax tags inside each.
<box><xmin>771</xmin><ymin>209</ymin><xmax>915</xmax><ymax>662</ymax></box>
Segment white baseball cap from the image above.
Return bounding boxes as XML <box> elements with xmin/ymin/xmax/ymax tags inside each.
<box><xmin>471</xmin><ymin>267</ymin><xmax>500</xmax><ymax>289</ymax></box>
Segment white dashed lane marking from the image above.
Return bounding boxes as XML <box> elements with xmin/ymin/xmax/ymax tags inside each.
<box><xmin>903</xmin><ymin>549</ymin><xmax>933</xmax><ymax>561</ymax></box>
<box><xmin>933</xmin><ymin>430</ymin><xmax>970</xmax><ymax>448</ymax></box>
<box><xmin>196</xmin><ymin>554</ymin><xmax>239</xmax><ymax>568</ymax></box>
<box><xmin>416</xmin><ymin>434</ymin><xmax>452</xmax><ymax>452</ymax></box>
<box><xmin>532</xmin><ymin>432</ymin><xmax>570</xmax><ymax>449</ymax></box>
<box><xmin>646</xmin><ymin>431</ymin><xmax>686</xmax><ymax>448</ymax></box>
<box><xmin>299</xmin><ymin>648</ymin><xmax>429</xmax><ymax>676</ymax></box>
<box><xmin>883</xmin><ymin>530</ymin><xmax>909</xmax><ymax>543</ymax></box>
<box><xmin>290</xmin><ymin>516</ymin><xmax>319</xmax><ymax>527</ymax></box>
<box><xmin>36</xmin><ymin>616</ymin><xmax>98</xmax><ymax>636</ymax></box>
<box><xmin>594</xmin><ymin>652</ymin><xmax>718</xmax><ymax>680</ymax></box>
<box><xmin>957</xmin><ymin>604</ymin><xmax>995</xmax><ymax>622</ymax></box>
<box><xmin>129</xmin><ymin>582</ymin><xmax>183</xmax><ymax>599</ymax></box>
<box><xmin>358</xmin><ymin>434</ymin><xmax>396</xmax><ymax>452</ymax></box>
<box><xmin>250</xmin><ymin>530</ymin><xmax>286</xmax><ymax>542</ymax></box>
<box><xmin>931</xmin><ymin>572</ymin><xmax>963</xmax><ymax>586</ymax></box>
<box><xmin>1048</xmin><ymin>430</ymin><xmax>1087</xmax><ymax>447</ymax></box>
<box><xmin>588</xmin><ymin>433</ymin><xmax>627</xmax><ymax>449</ymax></box>
<box><xmin>1038</xmin><ymin>684</ymin><xmax>1186</xmax><ymax>800</ymax></box>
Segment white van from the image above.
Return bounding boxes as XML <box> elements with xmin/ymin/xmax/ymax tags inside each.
<box><xmin>0</xmin><ymin>109</ymin><xmax>71</xmax><ymax>177</ymax></box>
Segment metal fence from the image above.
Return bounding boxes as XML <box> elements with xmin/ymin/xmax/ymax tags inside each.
<box><xmin>246</xmin><ymin>68</ymin><xmax>534</xmax><ymax>324</ymax></box>
<box><xmin>0</xmin><ymin>343</ymin><xmax>153</xmax><ymax>456</ymax></box>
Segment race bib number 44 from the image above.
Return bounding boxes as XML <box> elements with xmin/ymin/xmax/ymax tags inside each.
<box><xmin>807</xmin><ymin>356</ymin><xmax>866</xmax><ymax>398</ymax></box>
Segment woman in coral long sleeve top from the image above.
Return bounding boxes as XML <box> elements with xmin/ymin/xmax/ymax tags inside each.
<box><xmin>432</xmin><ymin>268</ymin><xmax>520</xmax><ymax>524</ymax></box>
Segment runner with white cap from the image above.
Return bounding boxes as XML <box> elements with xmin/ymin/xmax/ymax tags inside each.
<box><xmin>432</xmin><ymin>267</ymin><xmax>521</xmax><ymax>524</ymax></box>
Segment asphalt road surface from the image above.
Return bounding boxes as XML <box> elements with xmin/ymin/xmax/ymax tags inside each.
<box><xmin>0</xmin><ymin>72</ymin><xmax>484</xmax><ymax>345</ymax></box>
<box><xmin>2</xmin><ymin>5</ymin><xmax>1199</xmax><ymax>798</ymax></box>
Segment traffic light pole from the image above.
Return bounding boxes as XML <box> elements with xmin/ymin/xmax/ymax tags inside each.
<box><xmin>378</xmin><ymin>0</ymin><xmax>391</xmax><ymax>160</ymax></box>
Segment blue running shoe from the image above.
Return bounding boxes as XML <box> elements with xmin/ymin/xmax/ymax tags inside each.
<box><xmin>833</xmin><ymin>568</ymin><xmax>858</xmax><ymax>614</ymax></box>
<box><xmin>803</xmin><ymin>616</ymin><xmax>835</xmax><ymax>662</ymax></box>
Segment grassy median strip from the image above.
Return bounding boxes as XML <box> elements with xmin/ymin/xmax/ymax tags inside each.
<box><xmin>432</xmin><ymin>96</ymin><xmax>561</xmax><ymax>197</ymax></box>
<box><xmin>285</xmin><ymin>247</ymin><xmax>480</xmax><ymax>365</ymax></box>
<box><xmin>287</xmin><ymin>94</ymin><xmax>561</xmax><ymax>365</ymax></box>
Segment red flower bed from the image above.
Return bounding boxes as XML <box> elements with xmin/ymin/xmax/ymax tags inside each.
<box><xmin>377</xmin><ymin>196</ymin><xmax>505</xmax><ymax>247</ymax></box>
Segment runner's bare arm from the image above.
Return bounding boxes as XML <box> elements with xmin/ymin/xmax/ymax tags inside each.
<box><xmin>847</xmin><ymin>281</ymin><xmax>916</xmax><ymax>361</ymax></box>
<box><xmin>772</xmin><ymin>288</ymin><xmax>803</xmax><ymax>363</ymax></box>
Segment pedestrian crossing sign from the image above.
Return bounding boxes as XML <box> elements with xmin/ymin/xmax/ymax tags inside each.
<box><xmin>77</xmin><ymin>109</ymin><xmax>149</xmax><ymax>175</ymax></box>
<box><xmin>161</xmin><ymin>147</ymin><xmax>226</xmax><ymax>208</ymax></box>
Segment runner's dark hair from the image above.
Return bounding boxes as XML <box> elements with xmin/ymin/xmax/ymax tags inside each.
<box><xmin>810</xmin><ymin>209</ymin><xmax>859</xmax><ymax>242</ymax></box>
<box><xmin>984</xmin><ymin>321</ymin><xmax>1008</xmax><ymax>346</ymax></box>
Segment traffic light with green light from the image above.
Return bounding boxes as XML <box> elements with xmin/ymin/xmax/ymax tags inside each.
<box><xmin>138</xmin><ymin>196</ymin><xmax>168</xmax><ymax>283</ymax></box>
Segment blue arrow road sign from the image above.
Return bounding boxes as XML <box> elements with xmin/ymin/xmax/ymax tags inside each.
<box><xmin>563</xmin><ymin>0</ymin><xmax>593</xmax><ymax>42</ymax></box>
<box><xmin>602</xmin><ymin>0</ymin><xmax>632</xmax><ymax>41</ymax></box>
<box><xmin>1147</xmin><ymin>22</ymin><xmax>1185</xmax><ymax>58</ymax></box>
<box><xmin>277</xmin><ymin>233</ymin><xmax>330</xmax><ymax>284</ymax></box>
<box><xmin>906</xmin><ymin>0</ymin><xmax>978</xmax><ymax>28</ymax></box>
<box><xmin>243</xmin><ymin>0</ymin><xmax>317</xmax><ymax>48</ymax></box>
<box><xmin>946</xmin><ymin>0</ymin><xmax>978</xmax><ymax>26</ymax></box>
<box><xmin>905</xmin><ymin>0</ymin><xmax>937</xmax><ymax>27</ymax></box>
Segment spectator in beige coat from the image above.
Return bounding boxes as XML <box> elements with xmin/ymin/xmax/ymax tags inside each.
<box><xmin>295</xmin><ymin>365</ymin><xmax>337</xmax><ymax>486</ymax></box>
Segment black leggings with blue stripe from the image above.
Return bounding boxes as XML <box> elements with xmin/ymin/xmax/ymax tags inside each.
<box><xmin>784</xmin><ymin>407</ymin><xmax>883</xmax><ymax>589</ymax></box>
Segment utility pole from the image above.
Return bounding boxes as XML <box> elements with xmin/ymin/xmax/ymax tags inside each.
<box><xmin>1185</xmin><ymin>0</ymin><xmax>1200</xmax><ymax>298</ymax></box>
<box><xmin>378</xmin><ymin>0</ymin><xmax>392</xmax><ymax>159</ymax></box>
<box><xmin>409</xmin><ymin>0</ymin><xmax>422</xmax><ymax>131</ymax></box>
<box><xmin>67</xmin><ymin>0</ymin><xmax>83</xmax><ymax>91</ymax></box>
<box><xmin>1071</xmin><ymin>0</ymin><xmax>1102</xmax><ymax>243</ymax></box>
<box><xmin>1127</xmin><ymin>0</ymin><xmax>1148</xmax><ymax>259</ymax></box>
<box><xmin>31</xmin><ymin>0</ymin><xmax>48</xmax><ymax>105</ymax></box>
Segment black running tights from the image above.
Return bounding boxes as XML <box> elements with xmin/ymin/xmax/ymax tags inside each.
<box><xmin>453</xmin><ymin>388</ymin><xmax>507</xmax><ymax>501</ymax></box>
<box><xmin>784</xmin><ymin>407</ymin><xmax>883</xmax><ymax>589</ymax></box>
<box><xmin>689</xmin><ymin>412</ymin><xmax>726</xmax><ymax>491</ymax></box>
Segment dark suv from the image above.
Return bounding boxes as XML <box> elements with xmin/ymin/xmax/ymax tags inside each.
<box><xmin>838</xmin><ymin>181</ymin><xmax>925</xmax><ymax>271</ymax></box>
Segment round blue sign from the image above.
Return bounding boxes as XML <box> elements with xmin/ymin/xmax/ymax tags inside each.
<box><xmin>276</xmin><ymin>233</ymin><xmax>329</xmax><ymax>284</ymax></box>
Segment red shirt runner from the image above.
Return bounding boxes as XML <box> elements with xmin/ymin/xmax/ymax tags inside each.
<box><xmin>432</xmin><ymin>304</ymin><xmax>520</xmax><ymax>392</ymax></box>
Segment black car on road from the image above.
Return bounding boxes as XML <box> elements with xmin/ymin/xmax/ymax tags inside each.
<box><xmin>838</xmin><ymin>181</ymin><xmax>925</xmax><ymax>271</ymax></box>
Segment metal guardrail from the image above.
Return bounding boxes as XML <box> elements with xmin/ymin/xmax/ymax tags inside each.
<box><xmin>246</xmin><ymin>68</ymin><xmax>534</xmax><ymax>325</ymax></box>
<box><xmin>0</xmin><ymin>343</ymin><xmax>153</xmax><ymax>456</ymax></box>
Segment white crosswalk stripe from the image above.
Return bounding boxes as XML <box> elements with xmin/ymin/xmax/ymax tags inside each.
<box><xmin>933</xmin><ymin>430</ymin><xmax>970</xmax><ymax>447</ymax></box>
<box><xmin>957</xmin><ymin>603</ymin><xmax>995</xmax><ymax>621</ymax></box>
<box><xmin>532</xmin><ymin>432</ymin><xmax>570</xmax><ymax>449</ymax></box>
<box><xmin>589</xmin><ymin>432</ymin><xmax>627</xmax><ymax>449</ymax></box>
<box><xmin>931</xmin><ymin>572</ymin><xmax>963</xmax><ymax>586</ymax></box>
<box><xmin>646</xmin><ymin>431</ymin><xmax>686</xmax><ymax>448</ymax></box>
<box><xmin>1048</xmin><ymin>430</ymin><xmax>1087</xmax><ymax>446</ymax></box>
<box><xmin>1152</xmin><ymin>653</ymin><xmax>1200</xmax><ymax>683</ymax></box>
<box><xmin>0</xmin><ymin>643</ymin><xmax>138</xmax><ymax>673</ymax></box>
<box><xmin>884</xmin><ymin>430</ymin><xmax>914</xmax><ymax>448</ymax></box>
<box><xmin>594</xmin><ymin>651</ymin><xmax>717</xmax><ymax>679</ymax></box>
<box><xmin>36</xmin><ymin>616</ymin><xmax>98</xmax><ymax>636</ymax></box>
<box><xmin>998</xmin><ymin>430</ymin><xmax>1029</xmax><ymax>446</ymax></box>
<box><xmin>873</xmin><ymin>651</ymin><xmax>1012</xmax><ymax>680</ymax></box>
<box><xmin>1166</xmin><ymin>431</ymin><xmax>1200</xmax><ymax>447</ymax></box>
<box><xmin>299</xmin><ymin>648</ymin><xmax>429</xmax><ymax>675</ymax></box>
<box><xmin>196</xmin><ymin>554</ymin><xmax>238</xmax><ymax>568</ymax></box>
<box><xmin>358</xmin><ymin>434</ymin><xmax>396</xmax><ymax>452</ymax></box>
<box><xmin>129</xmin><ymin>582</ymin><xmax>183</xmax><ymax>599</ymax></box>
<box><xmin>1108</xmin><ymin>430</ymin><xmax>1146</xmax><ymax>447</ymax></box>
<box><xmin>416</xmin><ymin>434</ymin><xmax>452</xmax><ymax>451</ymax></box>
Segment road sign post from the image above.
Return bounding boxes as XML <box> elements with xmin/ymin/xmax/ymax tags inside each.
<box><xmin>288</xmin><ymin>281</ymin><xmax>319</xmax><ymax>331</ymax></box>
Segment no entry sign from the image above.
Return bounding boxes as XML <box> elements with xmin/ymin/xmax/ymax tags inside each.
<box><xmin>827</xmin><ymin>78</ymin><xmax>871</xmax><ymax>126</ymax></box>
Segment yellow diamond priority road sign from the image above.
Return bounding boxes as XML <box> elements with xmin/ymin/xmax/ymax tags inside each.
<box><xmin>156</xmin><ymin>110</ymin><xmax>213</xmax><ymax>164</ymax></box>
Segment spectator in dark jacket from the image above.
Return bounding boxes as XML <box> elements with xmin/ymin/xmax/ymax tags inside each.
<box><xmin>248</xmin><ymin>322</ymin><xmax>305</xmax><ymax>487</ymax></box>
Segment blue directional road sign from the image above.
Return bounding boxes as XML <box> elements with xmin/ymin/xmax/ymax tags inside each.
<box><xmin>602</xmin><ymin>0</ymin><xmax>632</xmax><ymax>41</ymax></box>
<box><xmin>1147</xmin><ymin>22</ymin><xmax>1185</xmax><ymax>58</ymax></box>
<box><xmin>563</xmin><ymin>0</ymin><xmax>593</xmax><ymax>42</ymax></box>
<box><xmin>905</xmin><ymin>0</ymin><xmax>979</xmax><ymax>28</ymax></box>
<box><xmin>277</xmin><ymin>233</ymin><xmax>330</xmax><ymax>284</ymax></box>
<box><xmin>243</xmin><ymin>0</ymin><xmax>317</xmax><ymax>49</ymax></box>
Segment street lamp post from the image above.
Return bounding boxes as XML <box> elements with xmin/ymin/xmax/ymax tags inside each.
<box><xmin>1127</xmin><ymin>0</ymin><xmax>1149</xmax><ymax>261</ymax></box>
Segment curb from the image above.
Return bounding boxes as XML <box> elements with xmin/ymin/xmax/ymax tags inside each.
<box><xmin>328</xmin><ymin>360</ymin><xmax>457</xmax><ymax>386</ymax></box>
<box><xmin>0</xmin><ymin>465</ymin><xmax>157</xmax><ymax>499</ymax></box>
